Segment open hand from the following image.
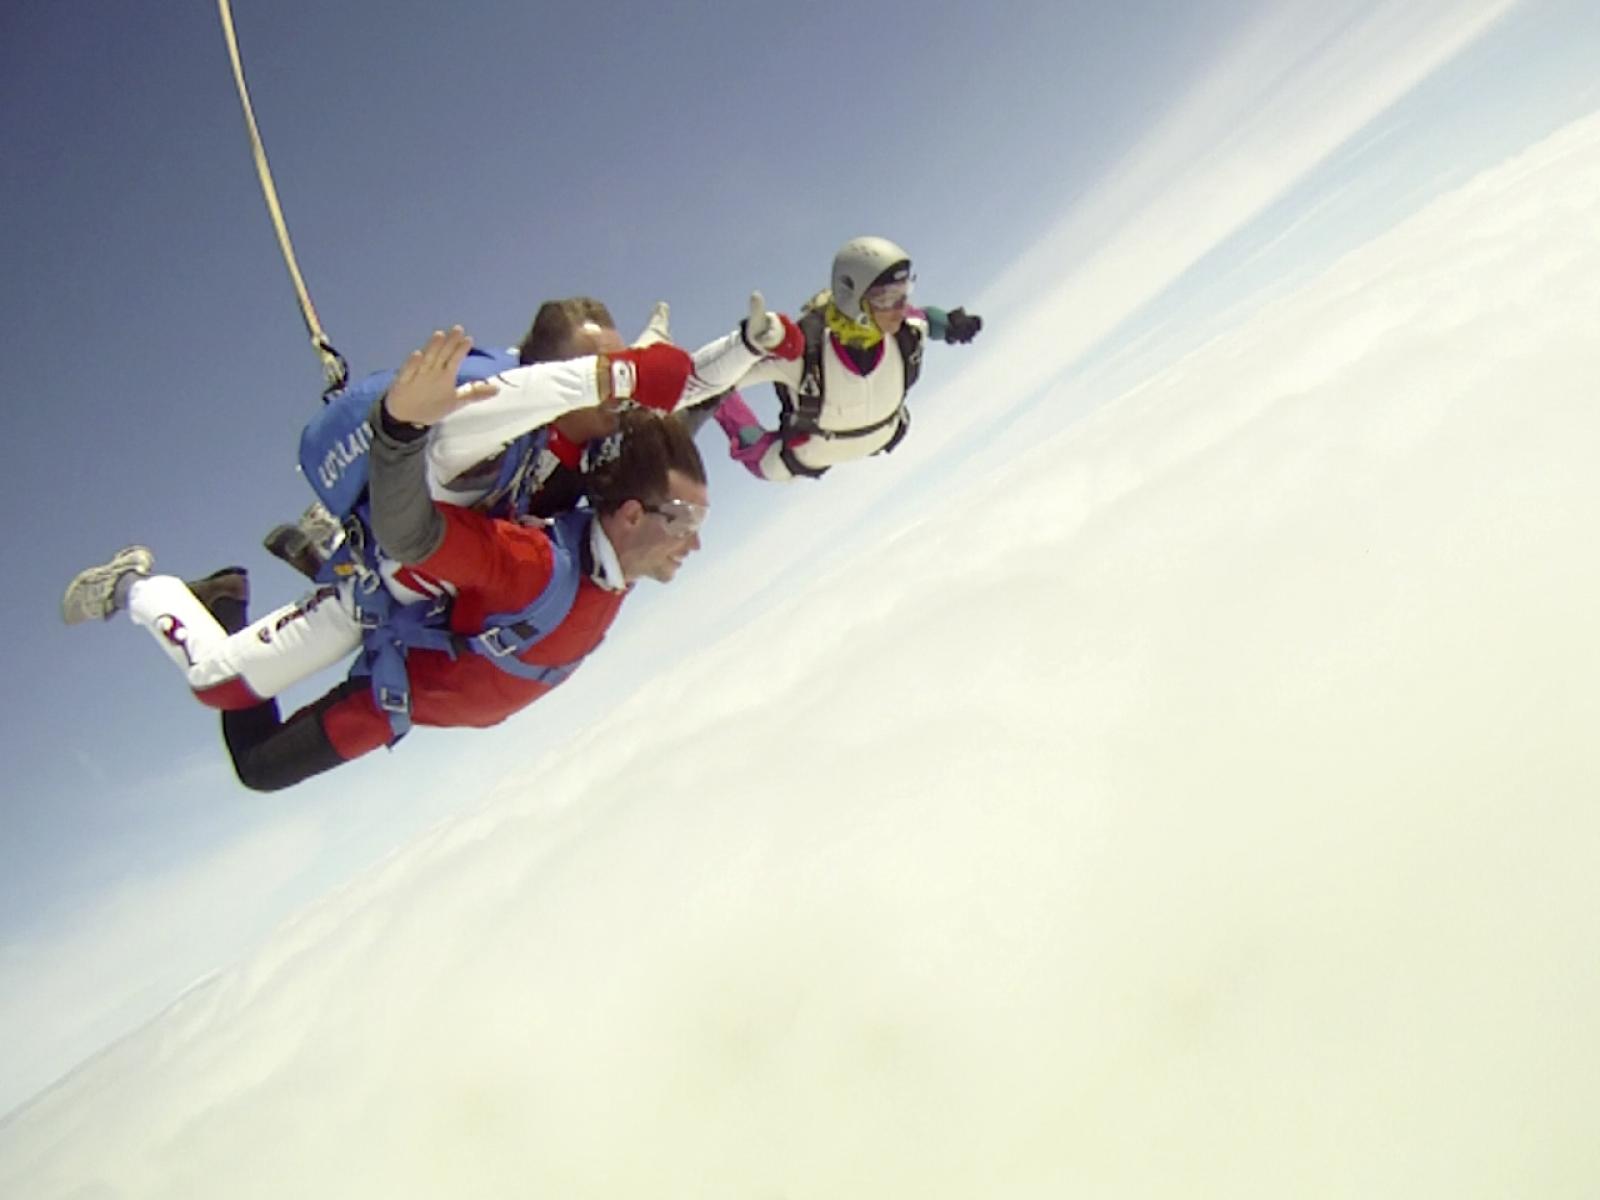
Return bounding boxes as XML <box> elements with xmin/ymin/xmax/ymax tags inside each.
<box><xmin>383</xmin><ymin>326</ymin><xmax>500</xmax><ymax>428</ymax></box>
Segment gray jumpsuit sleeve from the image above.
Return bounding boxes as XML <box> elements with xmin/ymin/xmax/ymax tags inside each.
<box><xmin>366</xmin><ymin>398</ymin><xmax>447</xmax><ymax>565</ymax></box>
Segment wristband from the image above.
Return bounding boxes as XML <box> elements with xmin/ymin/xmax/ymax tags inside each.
<box><xmin>610</xmin><ymin>358</ymin><xmax>637</xmax><ymax>401</ymax></box>
<box><xmin>377</xmin><ymin>397</ymin><xmax>428</xmax><ymax>442</ymax></box>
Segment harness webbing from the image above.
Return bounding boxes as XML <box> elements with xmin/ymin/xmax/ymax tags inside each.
<box><xmin>772</xmin><ymin>308</ymin><xmax>922</xmax><ymax>478</ymax></box>
<box><xmin>348</xmin><ymin>509</ymin><xmax>596</xmax><ymax>744</ymax></box>
<box><xmin>773</xmin><ymin>309</ymin><xmax>829</xmax><ymax>437</ymax></box>
<box><xmin>774</xmin><ymin>310</ymin><xmax>924</xmax><ymax>439</ymax></box>
<box><xmin>216</xmin><ymin>0</ymin><xmax>348</xmax><ymax>398</ymax></box>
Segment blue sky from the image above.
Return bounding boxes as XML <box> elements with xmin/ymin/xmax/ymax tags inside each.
<box><xmin>3</xmin><ymin>0</ymin><xmax>1206</xmax><ymax>1107</ymax></box>
<box><xmin>1</xmin><ymin>1</ymin><xmax>1204</xmax><ymax>959</ymax></box>
<box><xmin>3</xmin><ymin>0</ymin><xmax>1597</xmax><ymax>1118</ymax></box>
<box><xmin>1</xmin><ymin>5</ymin><xmax>1598</xmax><ymax>1184</ymax></box>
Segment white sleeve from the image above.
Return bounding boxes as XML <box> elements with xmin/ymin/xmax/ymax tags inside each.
<box><xmin>426</xmin><ymin>357</ymin><xmax>602</xmax><ymax>484</ymax></box>
<box><xmin>682</xmin><ymin>329</ymin><xmax>762</xmax><ymax>403</ymax></box>
<box><xmin>724</xmin><ymin>355</ymin><xmax>802</xmax><ymax>391</ymax></box>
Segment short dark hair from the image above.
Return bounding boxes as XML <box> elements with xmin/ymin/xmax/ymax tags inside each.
<box><xmin>584</xmin><ymin>408</ymin><xmax>706</xmax><ymax>516</ymax></box>
<box><xmin>517</xmin><ymin>297</ymin><xmax>616</xmax><ymax>364</ymax></box>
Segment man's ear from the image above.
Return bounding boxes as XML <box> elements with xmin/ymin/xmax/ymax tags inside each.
<box><xmin>615</xmin><ymin>497</ymin><xmax>646</xmax><ymax>530</ymax></box>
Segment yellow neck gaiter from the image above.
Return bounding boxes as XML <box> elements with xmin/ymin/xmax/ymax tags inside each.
<box><xmin>824</xmin><ymin>300</ymin><xmax>884</xmax><ymax>350</ymax></box>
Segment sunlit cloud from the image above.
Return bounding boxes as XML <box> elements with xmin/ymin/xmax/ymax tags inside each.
<box><xmin>3</xmin><ymin>67</ymin><xmax>1597</xmax><ymax>1200</ymax></box>
<box><xmin>0</xmin><ymin>815</ymin><xmax>326</xmax><ymax>1117</ymax></box>
<box><xmin>638</xmin><ymin>0</ymin><xmax>1520</xmax><ymax>617</ymax></box>
<box><xmin>934</xmin><ymin>0</ymin><xmax>1517</xmax><ymax>436</ymax></box>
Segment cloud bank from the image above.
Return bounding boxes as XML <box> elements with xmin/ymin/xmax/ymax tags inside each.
<box><xmin>3</xmin><ymin>76</ymin><xmax>1598</xmax><ymax>1200</ymax></box>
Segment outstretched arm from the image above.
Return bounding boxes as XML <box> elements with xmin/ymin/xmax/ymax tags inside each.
<box><xmin>427</xmin><ymin>341</ymin><xmax>695</xmax><ymax>485</ymax></box>
<box><xmin>370</xmin><ymin>327</ymin><xmax>499</xmax><ymax>564</ymax></box>
<box><xmin>681</xmin><ymin>291</ymin><xmax>805</xmax><ymax>403</ymax></box>
<box><xmin>425</xmin><ymin>354</ymin><xmax>607</xmax><ymax>486</ymax></box>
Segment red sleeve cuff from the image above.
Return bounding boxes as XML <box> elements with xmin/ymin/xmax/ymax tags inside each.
<box><xmin>548</xmin><ymin>427</ymin><xmax>584</xmax><ymax>468</ymax></box>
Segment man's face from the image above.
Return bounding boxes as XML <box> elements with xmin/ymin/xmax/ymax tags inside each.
<box><xmin>612</xmin><ymin>468</ymin><xmax>708</xmax><ymax>584</ymax></box>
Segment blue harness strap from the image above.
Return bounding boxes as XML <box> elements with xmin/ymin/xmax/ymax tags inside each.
<box><xmin>349</xmin><ymin>508</ymin><xmax>596</xmax><ymax>744</ymax></box>
<box><xmin>477</xmin><ymin>429</ymin><xmax>549</xmax><ymax>522</ymax></box>
<box><xmin>346</xmin><ymin>586</ymin><xmax>447</xmax><ymax>729</ymax></box>
<box><xmin>295</xmin><ymin>346</ymin><xmax>591</xmax><ymax>743</ymax></box>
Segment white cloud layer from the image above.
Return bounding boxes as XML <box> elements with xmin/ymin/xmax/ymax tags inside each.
<box><xmin>3</xmin><ymin>72</ymin><xmax>1598</xmax><ymax>1200</ymax></box>
<box><xmin>630</xmin><ymin>0</ymin><xmax>1523</xmax><ymax>618</ymax></box>
<box><xmin>0</xmin><ymin>813</ymin><xmax>326</xmax><ymax>1117</ymax></box>
<box><xmin>927</xmin><ymin>0</ymin><xmax>1519</xmax><ymax>442</ymax></box>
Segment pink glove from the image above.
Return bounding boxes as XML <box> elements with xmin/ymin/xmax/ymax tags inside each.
<box><xmin>606</xmin><ymin>343</ymin><xmax>692</xmax><ymax>411</ymax></box>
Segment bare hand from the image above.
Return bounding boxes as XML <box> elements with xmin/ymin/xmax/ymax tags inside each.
<box><xmin>744</xmin><ymin>291</ymin><xmax>778</xmax><ymax>348</ymax></box>
<box><xmin>742</xmin><ymin>291</ymin><xmax>803</xmax><ymax>360</ymax></box>
<box><xmin>383</xmin><ymin>326</ymin><xmax>500</xmax><ymax>428</ymax></box>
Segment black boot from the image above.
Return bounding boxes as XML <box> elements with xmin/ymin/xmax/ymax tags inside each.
<box><xmin>187</xmin><ymin>567</ymin><xmax>250</xmax><ymax>634</ymax></box>
<box><xmin>263</xmin><ymin>525</ymin><xmax>323</xmax><ymax>581</ymax></box>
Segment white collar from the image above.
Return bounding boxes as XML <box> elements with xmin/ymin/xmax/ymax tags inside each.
<box><xmin>588</xmin><ymin>517</ymin><xmax>628</xmax><ymax>592</ymax></box>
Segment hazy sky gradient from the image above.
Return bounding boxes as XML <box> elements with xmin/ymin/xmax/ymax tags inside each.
<box><xmin>2</xmin><ymin>90</ymin><xmax>1597</xmax><ymax>1196</ymax></box>
<box><xmin>2</xmin><ymin>0</ymin><xmax>1596</xmax><ymax>1129</ymax></box>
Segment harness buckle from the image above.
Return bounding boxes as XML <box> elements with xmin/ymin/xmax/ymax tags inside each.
<box><xmin>376</xmin><ymin>685</ymin><xmax>410</xmax><ymax>715</ymax></box>
<box><xmin>475</xmin><ymin>626</ymin><xmax>522</xmax><ymax>658</ymax></box>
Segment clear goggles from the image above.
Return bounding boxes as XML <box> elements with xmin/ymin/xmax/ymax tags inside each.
<box><xmin>641</xmin><ymin>497</ymin><xmax>708</xmax><ymax>536</ymax></box>
<box><xmin>863</xmin><ymin>278</ymin><xmax>914</xmax><ymax>312</ymax></box>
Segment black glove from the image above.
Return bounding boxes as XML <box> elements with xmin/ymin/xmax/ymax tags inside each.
<box><xmin>944</xmin><ymin>307</ymin><xmax>983</xmax><ymax>344</ymax></box>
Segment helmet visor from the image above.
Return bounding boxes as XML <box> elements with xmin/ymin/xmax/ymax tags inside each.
<box><xmin>863</xmin><ymin>278</ymin><xmax>913</xmax><ymax>313</ymax></box>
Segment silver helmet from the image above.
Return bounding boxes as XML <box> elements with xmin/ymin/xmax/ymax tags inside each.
<box><xmin>831</xmin><ymin>236</ymin><xmax>912</xmax><ymax>323</ymax></box>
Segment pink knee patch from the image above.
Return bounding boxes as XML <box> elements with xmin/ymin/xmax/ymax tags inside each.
<box><xmin>713</xmin><ymin>392</ymin><xmax>779</xmax><ymax>475</ymax></box>
<box><xmin>714</xmin><ymin>391</ymin><xmax>760</xmax><ymax>432</ymax></box>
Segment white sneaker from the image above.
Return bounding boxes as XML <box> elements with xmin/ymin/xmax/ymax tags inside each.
<box><xmin>62</xmin><ymin>545</ymin><xmax>154</xmax><ymax>625</ymax></box>
<box><xmin>298</xmin><ymin>500</ymin><xmax>342</xmax><ymax>547</ymax></box>
<box><xmin>263</xmin><ymin>501</ymin><xmax>342</xmax><ymax>580</ymax></box>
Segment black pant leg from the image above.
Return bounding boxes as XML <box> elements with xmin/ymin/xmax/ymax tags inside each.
<box><xmin>220</xmin><ymin>679</ymin><xmax>363</xmax><ymax>792</ymax></box>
